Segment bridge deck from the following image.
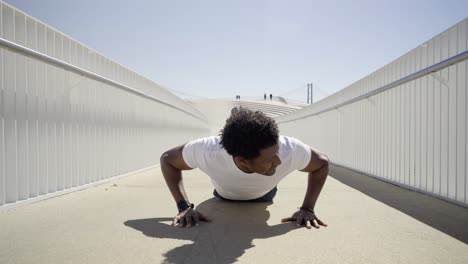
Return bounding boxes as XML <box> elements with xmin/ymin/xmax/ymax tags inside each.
<box><xmin>1</xmin><ymin>165</ymin><xmax>467</xmax><ymax>263</ymax></box>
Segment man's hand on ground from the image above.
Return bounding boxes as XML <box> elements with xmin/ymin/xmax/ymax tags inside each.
<box><xmin>281</xmin><ymin>209</ymin><xmax>327</xmax><ymax>229</ymax></box>
<box><xmin>171</xmin><ymin>208</ymin><xmax>211</xmax><ymax>228</ymax></box>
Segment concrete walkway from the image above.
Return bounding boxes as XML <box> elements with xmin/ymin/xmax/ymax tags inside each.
<box><xmin>1</xmin><ymin>165</ymin><xmax>468</xmax><ymax>264</ymax></box>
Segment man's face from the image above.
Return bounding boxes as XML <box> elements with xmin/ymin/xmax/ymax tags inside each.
<box><xmin>246</xmin><ymin>144</ymin><xmax>282</xmax><ymax>176</ymax></box>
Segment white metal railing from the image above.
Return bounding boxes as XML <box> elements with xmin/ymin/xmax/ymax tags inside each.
<box><xmin>0</xmin><ymin>37</ymin><xmax>207</xmax><ymax>123</ymax></box>
<box><xmin>277</xmin><ymin>49</ymin><xmax>468</xmax><ymax>123</ymax></box>
<box><xmin>278</xmin><ymin>18</ymin><xmax>468</xmax><ymax>207</ymax></box>
<box><xmin>0</xmin><ymin>2</ymin><xmax>210</xmax><ymax>207</ymax></box>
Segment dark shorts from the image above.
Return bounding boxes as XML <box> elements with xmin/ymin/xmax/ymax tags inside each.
<box><xmin>213</xmin><ymin>186</ymin><xmax>278</xmax><ymax>203</ymax></box>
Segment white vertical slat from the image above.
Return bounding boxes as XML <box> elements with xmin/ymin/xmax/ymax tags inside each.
<box><xmin>373</xmin><ymin>81</ymin><xmax>378</xmax><ymax>176</ymax></box>
<box><xmin>92</xmin><ymin>80</ymin><xmax>98</xmax><ymax>178</ymax></box>
<box><xmin>36</xmin><ymin>22</ymin><xmax>47</xmax><ymax>195</ymax></box>
<box><xmin>402</xmin><ymin>83</ymin><xmax>407</xmax><ymax>184</ymax></box>
<box><xmin>401</xmin><ymin>60</ymin><xmax>406</xmax><ymax>185</ymax></box>
<box><xmin>105</xmin><ymin>88</ymin><xmax>111</xmax><ymax>178</ymax></box>
<box><xmin>117</xmin><ymin>91</ymin><xmax>122</xmax><ymax>175</ymax></box>
<box><xmin>433</xmin><ymin>35</ymin><xmax>441</xmax><ymax>195</ymax></box>
<box><xmin>386</xmin><ymin>66</ymin><xmax>391</xmax><ymax>181</ymax></box>
<box><xmin>465</xmin><ymin>20</ymin><xmax>468</xmax><ymax>204</ymax></box>
<box><xmin>26</xmin><ymin>16</ymin><xmax>38</xmax><ymax>198</ymax></box>
<box><xmin>71</xmin><ymin>72</ymin><xmax>78</xmax><ymax>187</ymax></box>
<box><xmin>365</xmin><ymin>80</ymin><xmax>370</xmax><ymax>174</ymax></box>
<box><xmin>372</xmin><ymin>94</ymin><xmax>377</xmax><ymax>176</ymax></box>
<box><xmin>359</xmin><ymin>91</ymin><xmax>363</xmax><ymax>172</ymax></box>
<box><xmin>78</xmin><ymin>78</ymin><xmax>85</xmax><ymax>185</ymax></box>
<box><xmin>84</xmin><ymin>78</ymin><xmax>90</xmax><ymax>183</ymax></box>
<box><xmin>102</xmin><ymin>83</ymin><xmax>107</xmax><ymax>178</ymax></box>
<box><xmin>404</xmin><ymin>57</ymin><xmax>409</xmax><ymax>186</ymax></box>
<box><xmin>352</xmin><ymin>104</ymin><xmax>356</xmax><ymax>167</ymax></box>
<box><xmin>362</xmin><ymin>95</ymin><xmax>367</xmax><ymax>171</ymax></box>
<box><xmin>76</xmin><ymin>44</ymin><xmax>83</xmax><ymax>186</ymax></box>
<box><xmin>387</xmin><ymin>73</ymin><xmax>392</xmax><ymax>180</ymax></box>
<box><xmin>380</xmin><ymin>82</ymin><xmax>391</xmax><ymax>180</ymax></box>
<box><xmin>447</xmin><ymin>25</ymin><xmax>458</xmax><ymax>199</ymax></box>
<box><xmin>91</xmin><ymin>54</ymin><xmax>97</xmax><ymax>182</ymax></box>
<box><xmin>83</xmin><ymin>48</ymin><xmax>90</xmax><ymax>184</ymax></box>
<box><xmin>440</xmin><ymin>31</ymin><xmax>449</xmax><ymax>198</ymax></box>
<box><xmin>123</xmin><ymin>95</ymin><xmax>128</xmax><ymax>173</ymax></box>
<box><xmin>380</xmin><ymin>92</ymin><xmax>385</xmax><ymax>179</ymax></box>
<box><xmin>427</xmin><ymin>37</ymin><xmax>435</xmax><ymax>193</ymax></box>
<box><xmin>340</xmin><ymin>105</ymin><xmax>345</xmax><ymax>166</ymax></box>
<box><xmin>396</xmin><ymin>64</ymin><xmax>402</xmax><ymax>183</ymax></box>
<box><xmin>96</xmin><ymin>82</ymin><xmax>101</xmax><ymax>181</ymax></box>
<box><xmin>0</xmin><ymin>2</ymin><xmax>4</xmax><ymax>206</ymax></box>
<box><xmin>412</xmin><ymin>52</ymin><xmax>418</xmax><ymax>188</ymax></box>
<box><xmin>457</xmin><ymin>21</ymin><xmax>467</xmax><ymax>203</ymax></box>
<box><xmin>362</xmin><ymin>89</ymin><xmax>366</xmax><ymax>173</ymax></box>
<box><xmin>392</xmin><ymin>82</ymin><xmax>397</xmax><ymax>182</ymax></box>
<box><xmin>352</xmin><ymin>103</ymin><xmax>356</xmax><ymax>169</ymax></box>
<box><xmin>3</xmin><ymin>4</ymin><xmax>17</xmax><ymax>204</ymax></box>
<box><xmin>384</xmin><ymin>84</ymin><xmax>389</xmax><ymax>180</ymax></box>
<box><xmin>383</xmin><ymin>76</ymin><xmax>392</xmax><ymax>180</ymax></box>
<box><xmin>111</xmin><ymin>92</ymin><xmax>117</xmax><ymax>177</ymax></box>
<box><xmin>103</xmin><ymin>83</ymin><xmax>108</xmax><ymax>179</ymax></box>
<box><xmin>104</xmin><ymin>87</ymin><xmax>109</xmax><ymax>177</ymax></box>
<box><xmin>15</xmin><ymin>9</ymin><xmax>28</xmax><ymax>201</ymax></box>
<box><xmin>55</xmin><ymin>33</ymin><xmax>64</xmax><ymax>191</ymax></box>
<box><xmin>409</xmin><ymin>54</ymin><xmax>416</xmax><ymax>188</ymax></box>
<box><xmin>392</xmin><ymin>61</ymin><xmax>401</xmax><ymax>182</ymax></box>
<box><xmin>70</xmin><ymin>41</ymin><xmax>78</xmax><ymax>188</ymax></box>
<box><xmin>381</xmin><ymin>91</ymin><xmax>385</xmax><ymax>179</ymax></box>
<box><xmin>395</xmin><ymin>67</ymin><xmax>401</xmax><ymax>183</ymax></box>
<box><xmin>63</xmin><ymin>69</ymin><xmax>71</xmax><ymax>190</ymax></box>
<box><xmin>364</xmin><ymin>99</ymin><xmax>367</xmax><ymax>173</ymax></box>
<box><xmin>62</xmin><ymin>36</ymin><xmax>71</xmax><ymax>190</ymax></box>
<box><xmin>46</xmin><ymin>27</ymin><xmax>56</xmax><ymax>193</ymax></box>
<box><xmin>466</xmin><ymin>62</ymin><xmax>468</xmax><ymax>204</ymax></box>
<box><xmin>415</xmin><ymin>48</ymin><xmax>421</xmax><ymax>189</ymax></box>
<box><xmin>117</xmin><ymin>91</ymin><xmax>122</xmax><ymax>174</ymax></box>
<box><xmin>421</xmin><ymin>41</ymin><xmax>429</xmax><ymax>192</ymax></box>
<box><xmin>370</xmin><ymin>77</ymin><xmax>375</xmax><ymax>176</ymax></box>
<box><xmin>120</xmin><ymin>92</ymin><xmax>125</xmax><ymax>174</ymax></box>
<box><xmin>372</xmin><ymin>77</ymin><xmax>378</xmax><ymax>176</ymax></box>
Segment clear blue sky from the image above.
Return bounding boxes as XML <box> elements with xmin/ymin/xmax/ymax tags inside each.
<box><xmin>4</xmin><ymin>0</ymin><xmax>468</xmax><ymax>102</ymax></box>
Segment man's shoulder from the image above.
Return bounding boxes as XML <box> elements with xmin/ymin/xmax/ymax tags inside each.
<box><xmin>278</xmin><ymin>135</ymin><xmax>298</xmax><ymax>146</ymax></box>
<box><xmin>186</xmin><ymin>136</ymin><xmax>222</xmax><ymax>150</ymax></box>
<box><xmin>278</xmin><ymin>135</ymin><xmax>310</xmax><ymax>152</ymax></box>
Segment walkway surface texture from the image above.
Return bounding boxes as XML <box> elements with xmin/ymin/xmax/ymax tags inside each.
<box><xmin>1</xmin><ymin>164</ymin><xmax>468</xmax><ymax>264</ymax></box>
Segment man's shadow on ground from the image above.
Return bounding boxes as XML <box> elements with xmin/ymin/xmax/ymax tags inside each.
<box><xmin>124</xmin><ymin>198</ymin><xmax>296</xmax><ymax>263</ymax></box>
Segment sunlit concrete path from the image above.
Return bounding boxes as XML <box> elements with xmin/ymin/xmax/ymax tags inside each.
<box><xmin>1</xmin><ymin>165</ymin><xmax>468</xmax><ymax>264</ymax></box>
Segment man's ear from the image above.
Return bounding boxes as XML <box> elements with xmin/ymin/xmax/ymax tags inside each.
<box><xmin>236</xmin><ymin>156</ymin><xmax>251</xmax><ymax>166</ymax></box>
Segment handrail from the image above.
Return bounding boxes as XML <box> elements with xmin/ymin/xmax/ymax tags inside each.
<box><xmin>0</xmin><ymin>37</ymin><xmax>208</xmax><ymax>124</ymax></box>
<box><xmin>277</xmin><ymin>50</ymin><xmax>468</xmax><ymax>124</ymax></box>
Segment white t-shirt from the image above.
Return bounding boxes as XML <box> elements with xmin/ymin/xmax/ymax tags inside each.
<box><xmin>182</xmin><ymin>135</ymin><xmax>311</xmax><ymax>200</ymax></box>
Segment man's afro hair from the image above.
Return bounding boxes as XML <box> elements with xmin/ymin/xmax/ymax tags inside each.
<box><xmin>219</xmin><ymin>107</ymin><xmax>279</xmax><ymax>159</ymax></box>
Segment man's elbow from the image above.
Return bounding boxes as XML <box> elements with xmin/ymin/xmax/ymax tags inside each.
<box><xmin>320</xmin><ymin>155</ymin><xmax>330</xmax><ymax>175</ymax></box>
<box><xmin>160</xmin><ymin>151</ymin><xmax>172</xmax><ymax>166</ymax></box>
<box><xmin>322</xmin><ymin>155</ymin><xmax>330</xmax><ymax>167</ymax></box>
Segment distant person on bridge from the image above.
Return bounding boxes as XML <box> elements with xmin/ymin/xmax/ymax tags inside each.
<box><xmin>160</xmin><ymin>107</ymin><xmax>329</xmax><ymax>230</ymax></box>
<box><xmin>264</xmin><ymin>93</ymin><xmax>267</xmax><ymax>100</ymax></box>
<box><xmin>269</xmin><ymin>93</ymin><xmax>273</xmax><ymax>100</ymax></box>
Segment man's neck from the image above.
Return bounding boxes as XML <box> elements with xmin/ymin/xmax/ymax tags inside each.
<box><xmin>232</xmin><ymin>157</ymin><xmax>254</xmax><ymax>174</ymax></box>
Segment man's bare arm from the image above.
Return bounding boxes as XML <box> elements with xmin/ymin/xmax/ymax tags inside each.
<box><xmin>281</xmin><ymin>147</ymin><xmax>329</xmax><ymax>229</ymax></box>
<box><xmin>160</xmin><ymin>144</ymin><xmax>211</xmax><ymax>227</ymax></box>
<box><xmin>300</xmin><ymin>147</ymin><xmax>330</xmax><ymax>209</ymax></box>
<box><xmin>160</xmin><ymin>144</ymin><xmax>193</xmax><ymax>204</ymax></box>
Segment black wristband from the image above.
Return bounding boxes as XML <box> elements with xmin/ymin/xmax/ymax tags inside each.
<box><xmin>177</xmin><ymin>200</ymin><xmax>194</xmax><ymax>213</ymax></box>
<box><xmin>299</xmin><ymin>207</ymin><xmax>315</xmax><ymax>214</ymax></box>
